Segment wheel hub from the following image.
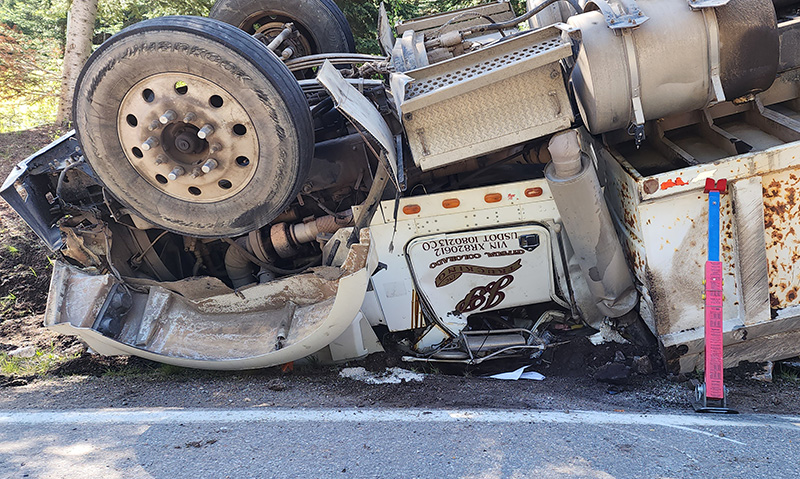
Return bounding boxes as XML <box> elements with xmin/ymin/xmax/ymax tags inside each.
<box><xmin>174</xmin><ymin>130</ymin><xmax>204</xmax><ymax>154</ymax></box>
<box><xmin>117</xmin><ymin>72</ymin><xmax>259</xmax><ymax>203</ymax></box>
<box><xmin>252</xmin><ymin>18</ymin><xmax>313</xmax><ymax>57</ymax></box>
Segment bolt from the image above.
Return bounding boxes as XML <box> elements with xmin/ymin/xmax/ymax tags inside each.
<box><xmin>148</xmin><ymin>120</ymin><xmax>161</xmax><ymax>131</ymax></box>
<box><xmin>183</xmin><ymin>112</ymin><xmax>197</xmax><ymax>123</ymax></box>
<box><xmin>201</xmin><ymin>158</ymin><xmax>218</xmax><ymax>174</ymax></box>
<box><xmin>197</xmin><ymin>124</ymin><xmax>215</xmax><ymax>139</ymax></box>
<box><xmin>190</xmin><ymin>167</ymin><xmax>203</xmax><ymax>179</ymax></box>
<box><xmin>281</xmin><ymin>47</ymin><xmax>294</xmax><ymax>60</ymax></box>
<box><xmin>159</xmin><ymin>110</ymin><xmax>178</xmax><ymax>124</ymax></box>
<box><xmin>210</xmin><ymin>143</ymin><xmax>222</xmax><ymax>153</ymax></box>
<box><xmin>141</xmin><ymin>136</ymin><xmax>160</xmax><ymax>151</ymax></box>
<box><xmin>155</xmin><ymin>155</ymin><xmax>166</xmax><ymax>165</ymax></box>
<box><xmin>167</xmin><ymin>166</ymin><xmax>185</xmax><ymax>181</ymax></box>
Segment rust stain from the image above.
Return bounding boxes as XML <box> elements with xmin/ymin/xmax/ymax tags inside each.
<box><xmin>643</xmin><ymin>178</ymin><xmax>659</xmax><ymax>195</ymax></box>
<box><xmin>761</xmin><ymin>173</ymin><xmax>800</xmax><ymax>309</ymax></box>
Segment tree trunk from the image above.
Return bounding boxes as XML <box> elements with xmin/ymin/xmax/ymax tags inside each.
<box><xmin>56</xmin><ymin>0</ymin><xmax>98</xmax><ymax>126</ymax></box>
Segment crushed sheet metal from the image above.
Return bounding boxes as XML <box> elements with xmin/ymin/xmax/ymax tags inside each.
<box><xmin>43</xmin><ymin>230</ymin><xmax>372</xmax><ymax>370</ymax></box>
<box><xmin>317</xmin><ymin>61</ymin><xmax>398</xmax><ymax>181</ymax></box>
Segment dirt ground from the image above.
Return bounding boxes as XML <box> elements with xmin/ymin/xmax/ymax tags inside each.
<box><xmin>1</xmin><ymin>126</ymin><xmax>799</xmax><ymax>415</ymax></box>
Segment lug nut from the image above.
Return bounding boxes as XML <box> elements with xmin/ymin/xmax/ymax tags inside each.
<box><xmin>148</xmin><ymin>120</ymin><xmax>161</xmax><ymax>131</ymax></box>
<box><xmin>154</xmin><ymin>155</ymin><xmax>165</xmax><ymax>165</ymax></box>
<box><xmin>210</xmin><ymin>143</ymin><xmax>222</xmax><ymax>153</ymax></box>
<box><xmin>141</xmin><ymin>136</ymin><xmax>160</xmax><ymax>151</ymax></box>
<box><xmin>183</xmin><ymin>112</ymin><xmax>197</xmax><ymax>123</ymax></box>
<box><xmin>201</xmin><ymin>158</ymin><xmax>218</xmax><ymax>173</ymax></box>
<box><xmin>197</xmin><ymin>124</ymin><xmax>215</xmax><ymax>139</ymax></box>
<box><xmin>167</xmin><ymin>166</ymin><xmax>185</xmax><ymax>181</ymax></box>
<box><xmin>159</xmin><ymin>110</ymin><xmax>177</xmax><ymax>124</ymax></box>
<box><xmin>190</xmin><ymin>167</ymin><xmax>203</xmax><ymax>179</ymax></box>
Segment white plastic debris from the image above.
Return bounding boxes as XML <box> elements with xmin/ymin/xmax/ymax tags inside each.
<box><xmin>489</xmin><ymin>365</ymin><xmax>545</xmax><ymax>381</ymax></box>
<box><xmin>339</xmin><ymin>367</ymin><xmax>425</xmax><ymax>384</ymax></box>
<box><xmin>588</xmin><ymin>321</ymin><xmax>630</xmax><ymax>346</ymax></box>
<box><xmin>8</xmin><ymin>346</ymin><xmax>36</xmax><ymax>358</ymax></box>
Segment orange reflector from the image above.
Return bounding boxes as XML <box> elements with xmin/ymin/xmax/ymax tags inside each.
<box><xmin>402</xmin><ymin>204</ymin><xmax>421</xmax><ymax>215</ymax></box>
<box><xmin>484</xmin><ymin>193</ymin><xmax>502</xmax><ymax>203</ymax></box>
<box><xmin>525</xmin><ymin>187</ymin><xmax>543</xmax><ymax>198</ymax></box>
<box><xmin>442</xmin><ymin>198</ymin><xmax>460</xmax><ymax>209</ymax></box>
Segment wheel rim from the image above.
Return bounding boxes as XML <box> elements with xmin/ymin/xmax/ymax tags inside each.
<box><xmin>117</xmin><ymin>72</ymin><xmax>259</xmax><ymax>203</ymax></box>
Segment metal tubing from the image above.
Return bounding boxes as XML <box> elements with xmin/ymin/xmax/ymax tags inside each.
<box><xmin>545</xmin><ymin>131</ymin><xmax>638</xmax><ymax>318</ymax></box>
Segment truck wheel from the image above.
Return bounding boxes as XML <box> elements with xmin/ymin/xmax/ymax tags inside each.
<box><xmin>209</xmin><ymin>0</ymin><xmax>356</xmax><ymax>55</ymax></box>
<box><xmin>73</xmin><ymin>16</ymin><xmax>313</xmax><ymax>238</ymax></box>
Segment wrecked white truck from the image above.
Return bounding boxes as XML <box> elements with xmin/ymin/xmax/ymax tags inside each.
<box><xmin>3</xmin><ymin>0</ymin><xmax>800</xmax><ymax>374</ymax></box>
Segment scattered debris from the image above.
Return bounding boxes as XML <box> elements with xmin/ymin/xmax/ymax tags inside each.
<box><xmin>633</xmin><ymin>355</ymin><xmax>653</xmax><ymax>375</ymax></box>
<box><xmin>339</xmin><ymin>367</ymin><xmax>424</xmax><ymax>384</ymax></box>
<box><xmin>751</xmin><ymin>361</ymin><xmax>774</xmax><ymax>382</ymax></box>
<box><xmin>489</xmin><ymin>366</ymin><xmax>545</xmax><ymax>381</ymax></box>
<box><xmin>267</xmin><ymin>378</ymin><xmax>287</xmax><ymax>391</ymax></box>
<box><xmin>614</xmin><ymin>351</ymin><xmax>626</xmax><ymax>363</ymax></box>
<box><xmin>588</xmin><ymin>322</ymin><xmax>630</xmax><ymax>346</ymax></box>
<box><xmin>185</xmin><ymin>439</ymin><xmax>217</xmax><ymax>448</ymax></box>
<box><xmin>595</xmin><ymin>363</ymin><xmax>631</xmax><ymax>385</ymax></box>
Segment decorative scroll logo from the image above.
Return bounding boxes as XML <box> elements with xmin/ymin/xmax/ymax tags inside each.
<box><xmin>456</xmin><ymin>275</ymin><xmax>514</xmax><ymax>313</ymax></box>
<box><xmin>434</xmin><ymin>259</ymin><xmax>522</xmax><ymax>288</ymax></box>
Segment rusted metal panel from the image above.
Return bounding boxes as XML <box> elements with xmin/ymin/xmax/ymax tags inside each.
<box><xmin>762</xmin><ymin>168</ymin><xmax>800</xmax><ymax>309</ymax></box>
<box><xmin>599</xmin><ymin>123</ymin><xmax>800</xmax><ymax>372</ymax></box>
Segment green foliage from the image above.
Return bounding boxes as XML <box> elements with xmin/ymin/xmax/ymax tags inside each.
<box><xmin>95</xmin><ymin>0</ymin><xmax>213</xmax><ymax>41</ymax></box>
<box><xmin>0</xmin><ymin>0</ymin><xmax>69</xmax><ymax>45</ymax></box>
<box><xmin>337</xmin><ymin>0</ymin><xmax>528</xmax><ymax>54</ymax></box>
<box><xmin>0</xmin><ymin>22</ymin><xmax>61</xmax><ymax>131</ymax></box>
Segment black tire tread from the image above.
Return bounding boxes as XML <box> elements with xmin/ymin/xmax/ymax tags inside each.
<box><xmin>209</xmin><ymin>0</ymin><xmax>355</xmax><ymax>53</ymax></box>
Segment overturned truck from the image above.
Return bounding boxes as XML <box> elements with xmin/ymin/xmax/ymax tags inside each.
<box><xmin>4</xmin><ymin>0</ymin><xmax>800</xmax><ymax>373</ymax></box>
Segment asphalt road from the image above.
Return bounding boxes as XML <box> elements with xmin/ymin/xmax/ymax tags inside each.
<box><xmin>1</xmin><ymin>407</ymin><xmax>798</xmax><ymax>479</ymax></box>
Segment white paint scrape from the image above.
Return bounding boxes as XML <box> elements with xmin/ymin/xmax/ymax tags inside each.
<box><xmin>339</xmin><ymin>367</ymin><xmax>424</xmax><ymax>384</ymax></box>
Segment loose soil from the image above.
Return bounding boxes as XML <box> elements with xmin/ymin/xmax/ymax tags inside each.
<box><xmin>1</xmin><ymin>126</ymin><xmax>799</xmax><ymax>415</ymax></box>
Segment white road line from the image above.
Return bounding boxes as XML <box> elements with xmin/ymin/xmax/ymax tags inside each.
<box><xmin>662</xmin><ymin>424</ymin><xmax>748</xmax><ymax>446</ymax></box>
<box><xmin>0</xmin><ymin>408</ymin><xmax>797</xmax><ymax>430</ymax></box>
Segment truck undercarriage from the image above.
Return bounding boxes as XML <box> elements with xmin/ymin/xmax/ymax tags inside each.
<box><xmin>4</xmin><ymin>0</ymin><xmax>800</xmax><ymax>373</ymax></box>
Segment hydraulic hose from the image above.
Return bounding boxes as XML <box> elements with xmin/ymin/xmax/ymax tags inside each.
<box><xmin>466</xmin><ymin>0</ymin><xmax>582</xmax><ymax>34</ymax></box>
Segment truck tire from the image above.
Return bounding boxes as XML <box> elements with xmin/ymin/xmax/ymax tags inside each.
<box><xmin>209</xmin><ymin>0</ymin><xmax>356</xmax><ymax>55</ymax></box>
<box><xmin>73</xmin><ymin>16</ymin><xmax>314</xmax><ymax>238</ymax></box>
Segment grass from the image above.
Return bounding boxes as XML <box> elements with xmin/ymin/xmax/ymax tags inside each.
<box><xmin>0</xmin><ymin>292</ymin><xmax>18</xmax><ymax>316</ymax></box>
<box><xmin>0</xmin><ymin>344</ymin><xmax>80</xmax><ymax>377</ymax></box>
<box><xmin>775</xmin><ymin>362</ymin><xmax>800</xmax><ymax>383</ymax></box>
